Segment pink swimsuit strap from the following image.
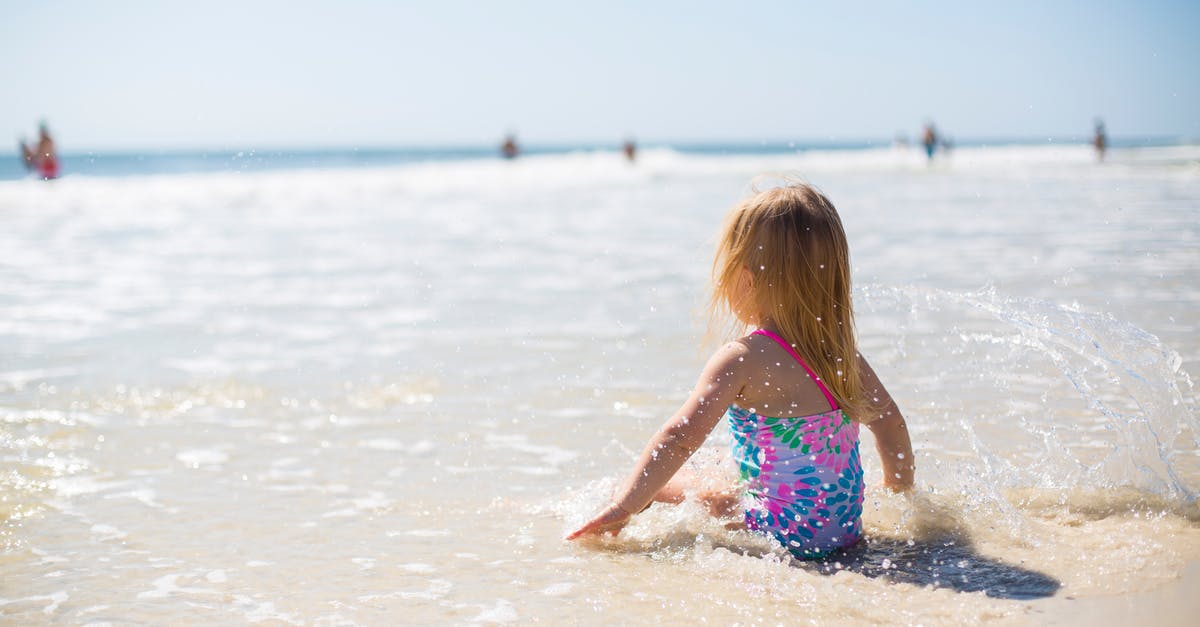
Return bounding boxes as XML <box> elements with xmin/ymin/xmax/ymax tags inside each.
<box><xmin>752</xmin><ymin>328</ymin><xmax>839</xmax><ymax>411</ymax></box>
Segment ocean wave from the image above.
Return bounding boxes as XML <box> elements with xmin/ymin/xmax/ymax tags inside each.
<box><xmin>2</xmin><ymin>142</ymin><xmax>1196</xmax><ymax>209</ymax></box>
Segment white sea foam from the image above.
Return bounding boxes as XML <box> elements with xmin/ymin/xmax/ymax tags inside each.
<box><xmin>485</xmin><ymin>434</ymin><xmax>577</xmax><ymax>468</ymax></box>
<box><xmin>137</xmin><ymin>573</ymin><xmax>219</xmax><ymax>599</ymax></box>
<box><xmin>0</xmin><ymin>591</ymin><xmax>69</xmax><ymax>616</ymax></box>
<box><xmin>471</xmin><ymin>599</ymin><xmax>518</xmax><ymax>624</ymax></box>
<box><xmin>175</xmin><ymin>448</ymin><xmax>230</xmax><ymax>469</ymax></box>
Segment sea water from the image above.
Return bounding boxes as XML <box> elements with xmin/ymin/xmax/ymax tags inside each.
<box><xmin>1</xmin><ymin>143</ymin><xmax>1197</xmax><ymax>624</ymax></box>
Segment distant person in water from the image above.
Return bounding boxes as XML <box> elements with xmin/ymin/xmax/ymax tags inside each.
<box><xmin>19</xmin><ymin>122</ymin><xmax>60</xmax><ymax>180</ymax></box>
<box><xmin>920</xmin><ymin>122</ymin><xmax>938</xmax><ymax>162</ymax></box>
<box><xmin>1092</xmin><ymin>119</ymin><xmax>1107</xmax><ymax>161</ymax></box>
<box><xmin>501</xmin><ymin>134</ymin><xmax>519</xmax><ymax>159</ymax></box>
<box><xmin>623</xmin><ymin>137</ymin><xmax>637</xmax><ymax>162</ymax></box>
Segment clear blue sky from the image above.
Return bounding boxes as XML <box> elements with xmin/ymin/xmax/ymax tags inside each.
<box><xmin>3</xmin><ymin>0</ymin><xmax>1197</xmax><ymax>150</ymax></box>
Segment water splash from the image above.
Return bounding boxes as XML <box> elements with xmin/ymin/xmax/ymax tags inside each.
<box><xmin>858</xmin><ymin>284</ymin><xmax>1198</xmax><ymax>505</ymax></box>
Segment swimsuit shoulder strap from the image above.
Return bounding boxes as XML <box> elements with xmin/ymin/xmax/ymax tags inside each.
<box><xmin>752</xmin><ymin>328</ymin><xmax>839</xmax><ymax>411</ymax></box>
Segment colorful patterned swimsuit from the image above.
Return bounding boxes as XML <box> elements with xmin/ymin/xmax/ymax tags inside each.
<box><xmin>727</xmin><ymin>329</ymin><xmax>865</xmax><ymax>559</ymax></box>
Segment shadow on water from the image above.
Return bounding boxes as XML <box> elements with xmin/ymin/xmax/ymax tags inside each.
<box><xmin>592</xmin><ymin>526</ymin><xmax>1060</xmax><ymax>601</ymax></box>
<box><xmin>802</xmin><ymin>534</ymin><xmax>1061</xmax><ymax>600</ymax></box>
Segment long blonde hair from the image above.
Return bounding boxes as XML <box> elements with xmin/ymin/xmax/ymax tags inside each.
<box><xmin>709</xmin><ymin>181</ymin><xmax>865</xmax><ymax>421</ymax></box>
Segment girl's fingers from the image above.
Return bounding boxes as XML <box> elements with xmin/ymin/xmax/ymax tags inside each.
<box><xmin>567</xmin><ymin>519</ymin><xmax>616</xmax><ymax>540</ymax></box>
<box><xmin>565</xmin><ymin>508</ymin><xmax>630</xmax><ymax>540</ymax></box>
<box><xmin>565</xmin><ymin>518</ymin><xmax>606</xmax><ymax>540</ymax></box>
<box><xmin>564</xmin><ymin>523</ymin><xmax>594</xmax><ymax>540</ymax></box>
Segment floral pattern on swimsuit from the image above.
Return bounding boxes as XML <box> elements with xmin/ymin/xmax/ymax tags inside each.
<box><xmin>727</xmin><ymin>405</ymin><xmax>864</xmax><ymax>559</ymax></box>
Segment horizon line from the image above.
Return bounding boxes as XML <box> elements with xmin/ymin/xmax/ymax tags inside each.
<box><xmin>13</xmin><ymin>134</ymin><xmax>1196</xmax><ymax>156</ymax></box>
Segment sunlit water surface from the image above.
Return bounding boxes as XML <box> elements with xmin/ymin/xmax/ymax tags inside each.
<box><xmin>2</xmin><ymin>144</ymin><xmax>1198</xmax><ymax>624</ymax></box>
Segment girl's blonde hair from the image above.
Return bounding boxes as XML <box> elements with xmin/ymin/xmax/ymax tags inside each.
<box><xmin>709</xmin><ymin>181</ymin><xmax>865</xmax><ymax>421</ymax></box>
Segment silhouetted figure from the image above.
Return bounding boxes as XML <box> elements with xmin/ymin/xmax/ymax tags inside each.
<box><xmin>920</xmin><ymin>122</ymin><xmax>938</xmax><ymax>162</ymax></box>
<box><xmin>622</xmin><ymin>138</ymin><xmax>637</xmax><ymax>162</ymax></box>
<box><xmin>1093</xmin><ymin>119</ymin><xmax>1107</xmax><ymax>161</ymax></box>
<box><xmin>500</xmin><ymin>134</ymin><xmax>519</xmax><ymax>160</ymax></box>
<box><xmin>19</xmin><ymin>122</ymin><xmax>59</xmax><ymax>180</ymax></box>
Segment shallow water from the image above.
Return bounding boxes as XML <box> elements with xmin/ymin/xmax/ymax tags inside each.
<box><xmin>1</xmin><ymin>144</ymin><xmax>1198</xmax><ymax>624</ymax></box>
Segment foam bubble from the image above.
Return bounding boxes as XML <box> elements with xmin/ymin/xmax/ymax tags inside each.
<box><xmin>175</xmin><ymin>448</ymin><xmax>230</xmax><ymax>469</ymax></box>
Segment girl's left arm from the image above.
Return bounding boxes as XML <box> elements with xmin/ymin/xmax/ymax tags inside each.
<box><xmin>566</xmin><ymin>342</ymin><xmax>748</xmax><ymax>539</ymax></box>
<box><xmin>859</xmin><ymin>355</ymin><xmax>915</xmax><ymax>491</ymax></box>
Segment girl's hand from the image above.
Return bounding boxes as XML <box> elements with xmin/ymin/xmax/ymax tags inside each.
<box><xmin>565</xmin><ymin>503</ymin><xmax>633</xmax><ymax>540</ymax></box>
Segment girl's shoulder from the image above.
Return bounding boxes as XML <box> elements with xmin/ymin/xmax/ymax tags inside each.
<box><xmin>714</xmin><ymin>333</ymin><xmax>779</xmax><ymax>370</ymax></box>
<box><xmin>734</xmin><ymin>331</ymin><xmax>782</xmax><ymax>357</ymax></box>
<box><xmin>700</xmin><ymin>334</ymin><xmax>784</xmax><ymax>383</ymax></box>
<box><xmin>731</xmin><ymin>331</ymin><xmax>820</xmax><ymax>378</ymax></box>
<box><xmin>699</xmin><ymin>339</ymin><xmax>755</xmax><ymax>374</ymax></box>
<box><xmin>708</xmin><ymin>338</ymin><xmax>752</xmax><ymax>365</ymax></box>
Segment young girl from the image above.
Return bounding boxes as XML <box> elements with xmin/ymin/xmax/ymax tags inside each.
<box><xmin>567</xmin><ymin>182</ymin><xmax>914</xmax><ymax>559</ymax></box>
